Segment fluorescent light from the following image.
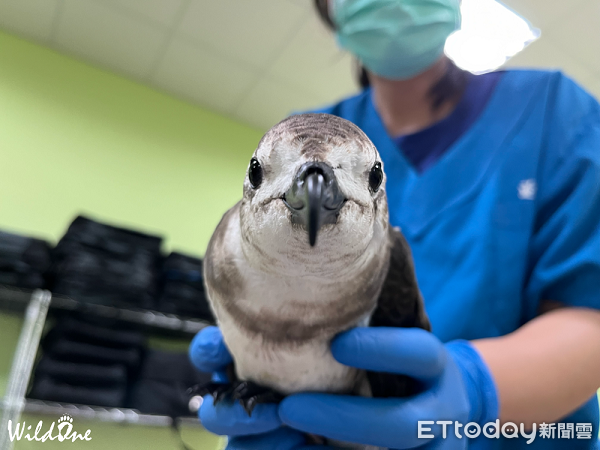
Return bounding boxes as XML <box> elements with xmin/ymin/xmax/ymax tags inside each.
<box><xmin>445</xmin><ymin>0</ymin><xmax>540</xmax><ymax>74</ymax></box>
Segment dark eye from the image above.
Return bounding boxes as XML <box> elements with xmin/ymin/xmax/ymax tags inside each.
<box><xmin>369</xmin><ymin>162</ymin><xmax>383</xmax><ymax>192</ymax></box>
<box><xmin>248</xmin><ymin>157</ymin><xmax>263</xmax><ymax>188</ymax></box>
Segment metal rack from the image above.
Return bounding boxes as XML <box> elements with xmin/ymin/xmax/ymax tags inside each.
<box><xmin>0</xmin><ymin>290</ymin><xmax>52</xmax><ymax>449</ymax></box>
<box><xmin>4</xmin><ymin>398</ymin><xmax>201</xmax><ymax>427</ymax></box>
<box><xmin>0</xmin><ymin>287</ymin><xmax>209</xmax><ymax>450</ymax></box>
<box><xmin>0</xmin><ymin>284</ymin><xmax>211</xmax><ymax>334</ymax></box>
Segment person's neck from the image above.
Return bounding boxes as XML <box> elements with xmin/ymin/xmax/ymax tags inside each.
<box><xmin>370</xmin><ymin>57</ymin><xmax>461</xmax><ymax>137</ymax></box>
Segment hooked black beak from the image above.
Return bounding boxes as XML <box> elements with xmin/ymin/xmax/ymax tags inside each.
<box><xmin>283</xmin><ymin>162</ymin><xmax>346</xmax><ymax>247</ymax></box>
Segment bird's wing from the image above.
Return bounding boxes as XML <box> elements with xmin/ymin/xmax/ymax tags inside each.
<box><xmin>367</xmin><ymin>226</ymin><xmax>431</xmax><ymax>398</ymax></box>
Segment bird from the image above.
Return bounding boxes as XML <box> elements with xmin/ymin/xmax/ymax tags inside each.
<box><xmin>200</xmin><ymin>113</ymin><xmax>430</xmax><ymax>420</ymax></box>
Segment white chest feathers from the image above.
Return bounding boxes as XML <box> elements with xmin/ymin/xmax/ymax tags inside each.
<box><xmin>219</xmin><ymin>311</ymin><xmax>368</xmax><ymax>395</ymax></box>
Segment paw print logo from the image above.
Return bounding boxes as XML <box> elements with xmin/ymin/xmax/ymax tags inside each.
<box><xmin>56</xmin><ymin>414</ymin><xmax>74</xmax><ymax>441</ymax></box>
<box><xmin>58</xmin><ymin>415</ymin><xmax>73</xmax><ymax>425</ymax></box>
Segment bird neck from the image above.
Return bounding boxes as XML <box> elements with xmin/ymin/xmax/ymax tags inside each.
<box><xmin>370</xmin><ymin>56</ymin><xmax>461</xmax><ymax>136</ymax></box>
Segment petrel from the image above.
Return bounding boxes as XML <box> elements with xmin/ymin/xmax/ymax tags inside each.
<box><xmin>201</xmin><ymin>113</ymin><xmax>430</xmax><ymax>426</ymax></box>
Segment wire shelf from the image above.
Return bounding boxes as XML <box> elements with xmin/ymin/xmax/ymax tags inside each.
<box><xmin>1</xmin><ymin>398</ymin><xmax>202</xmax><ymax>428</ymax></box>
<box><xmin>0</xmin><ymin>284</ymin><xmax>211</xmax><ymax>334</ymax></box>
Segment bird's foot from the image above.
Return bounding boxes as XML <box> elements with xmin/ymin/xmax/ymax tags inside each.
<box><xmin>187</xmin><ymin>380</ymin><xmax>283</xmax><ymax>416</ymax></box>
<box><xmin>187</xmin><ymin>382</ymin><xmax>236</xmax><ymax>404</ymax></box>
<box><xmin>230</xmin><ymin>380</ymin><xmax>284</xmax><ymax>416</ymax></box>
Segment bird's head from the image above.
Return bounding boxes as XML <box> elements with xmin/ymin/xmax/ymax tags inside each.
<box><xmin>239</xmin><ymin>113</ymin><xmax>389</xmax><ymax>273</ymax></box>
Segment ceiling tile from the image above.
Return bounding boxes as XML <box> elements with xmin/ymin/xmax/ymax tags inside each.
<box><xmin>1</xmin><ymin>0</ymin><xmax>597</xmax><ymax>131</ymax></box>
<box><xmin>233</xmin><ymin>77</ymin><xmax>323</xmax><ymax>130</ymax></box>
<box><xmin>499</xmin><ymin>0</ymin><xmax>588</xmax><ymax>29</ymax></box>
<box><xmin>546</xmin><ymin>0</ymin><xmax>600</xmax><ymax>76</ymax></box>
<box><xmin>285</xmin><ymin>0</ymin><xmax>315</xmax><ymax>11</ymax></box>
<box><xmin>151</xmin><ymin>37</ymin><xmax>259</xmax><ymax>115</ymax></box>
<box><xmin>504</xmin><ymin>36</ymin><xmax>598</xmax><ymax>89</ymax></box>
<box><xmin>177</xmin><ymin>0</ymin><xmax>307</xmax><ymax>70</ymax></box>
<box><xmin>267</xmin><ymin>16</ymin><xmax>358</xmax><ymax>103</ymax></box>
<box><xmin>95</xmin><ymin>0</ymin><xmax>186</xmax><ymax>28</ymax></box>
<box><xmin>54</xmin><ymin>0</ymin><xmax>168</xmax><ymax>79</ymax></box>
<box><xmin>0</xmin><ymin>0</ymin><xmax>59</xmax><ymax>42</ymax></box>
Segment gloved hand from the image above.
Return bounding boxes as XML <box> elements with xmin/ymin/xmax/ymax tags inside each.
<box><xmin>190</xmin><ymin>327</ymin><xmax>325</xmax><ymax>449</ymax></box>
<box><xmin>189</xmin><ymin>327</ymin><xmax>282</xmax><ymax>437</ymax></box>
<box><xmin>189</xmin><ymin>326</ymin><xmax>499</xmax><ymax>449</ymax></box>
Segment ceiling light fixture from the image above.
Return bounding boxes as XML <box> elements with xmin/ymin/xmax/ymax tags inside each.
<box><xmin>445</xmin><ymin>0</ymin><xmax>540</xmax><ymax>74</ymax></box>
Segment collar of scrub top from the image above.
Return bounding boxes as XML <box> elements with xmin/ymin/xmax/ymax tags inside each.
<box><xmin>359</xmin><ymin>70</ymin><xmax>544</xmax><ymax>240</ymax></box>
<box><xmin>394</xmin><ymin>71</ymin><xmax>503</xmax><ymax>173</ymax></box>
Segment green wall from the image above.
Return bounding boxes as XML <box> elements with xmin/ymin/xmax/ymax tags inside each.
<box><xmin>0</xmin><ymin>30</ymin><xmax>264</xmax><ymax>449</ymax></box>
<box><xmin>0</xmin><ymin>30</ymin><xmax>264</xmax><ymax>255</ymax></box>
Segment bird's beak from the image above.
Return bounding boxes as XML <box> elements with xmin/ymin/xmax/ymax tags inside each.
<box><xmin>283</xmin><ymin>162</ymin><xmax>345</xmax><ymax>247</ymax></box>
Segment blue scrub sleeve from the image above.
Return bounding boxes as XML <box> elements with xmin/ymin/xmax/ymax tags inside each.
<box><xmin>526</xmin><ymin>96</ymin><xmax>600</xmax><ymax>314</ymax></box>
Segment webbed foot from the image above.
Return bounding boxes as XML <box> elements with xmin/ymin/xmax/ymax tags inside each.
<box><xmin>230</xmin><ymin>380</ymin><xmax>284</xmax><ymax>416</ymax></box>
<box><xmin>187</xmin><ymin>380</ymin><xmax>284</xmax><ymax>416</ymax></box>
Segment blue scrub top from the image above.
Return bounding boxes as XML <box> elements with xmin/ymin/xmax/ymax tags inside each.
<box><xmin>312</xmin><ymin>69</ymin><xmax>600</xmax><ymax>449</ymax></box>
<box><xmin>394</xmin><ymin>71</ymin><xmax>502</xmax><ymax>172</ymax></box>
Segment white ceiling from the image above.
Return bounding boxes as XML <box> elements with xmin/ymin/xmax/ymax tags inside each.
<box><xmin>0</xmin><ymin>0</ymin><xmax>599</xmax><ymax>131</ymax></box>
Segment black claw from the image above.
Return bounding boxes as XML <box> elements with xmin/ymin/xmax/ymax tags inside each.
<box><xmin>232</xmin><ymin>381</ymin><xmax>284</xmax><ymax>416</ymax></box>
<box><xmin>241</xmin><ymin>397</ymin><xmax>258</xmax><ymax>416</ymax></box>
<box><xmin>214</xmin><ymin>386</ymin><xmax>233</xmax><ymax>404</ymax></box>
<box><xmin>189</xmin><ymin>380</ymin><xmax>283</xmax><ymax>416</ymax></box>
<box><xmin>231</xmin><ymin>382</ymin><xmax>248</xmax><ymax>399</ymax></box>
<box><xmin>187</xmin><ymin>382</ymin><xmax>234</xmax><ymax>405</ymax></box>
<box><xmin>231</xmin><ymin>381</ymin><xmax>260</xmax><ymax>400</ymax></box>
<box><xmin>187</xmin><ymin>383</ymin><xmax>214</xmax><ymax>397</ymax></box>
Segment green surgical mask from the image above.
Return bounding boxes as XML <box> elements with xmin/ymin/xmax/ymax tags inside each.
<box><xmin>332</xmin><ymin>0</ymin><xmax>461</xmax><ymax>80</ymax></box>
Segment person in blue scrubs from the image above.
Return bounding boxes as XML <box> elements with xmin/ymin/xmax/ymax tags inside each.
<box><xmin>189</xmin><ymin>0</ymin><xmax>600</xmax><ymax>448</ymax></box>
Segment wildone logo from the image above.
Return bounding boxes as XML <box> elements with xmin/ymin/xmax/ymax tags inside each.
<box><xmin>8</xmin><ymin>414</ymin><xmax>92</xmax><ymax>443</ymax></box>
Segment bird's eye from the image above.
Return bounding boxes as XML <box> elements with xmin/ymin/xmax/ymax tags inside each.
<box><xmin>369</xmin><ymin>162</ymin><xmax>383</xmax><ymax>193</ymax></box>
<box><xmin>248</xmin><ymin>157</ymin><xmax>263</xmax><ymax>188</ymax></box>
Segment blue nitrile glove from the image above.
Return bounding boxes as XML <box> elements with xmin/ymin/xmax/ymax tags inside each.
<box><xmin>189</xmin><ymin>327</ymin><xmax>283</xmax><ymax>437</ymax></box>
<box><xmin>190</xmin><ymin>327</ymin><xmax>325</xmax><ymax>449</ymax></box>
<box><xmin>189</xmin><ymin>326</ymin><xmax>498</xmax><ymax>449</ymax></box>
<box><xmin>279</xmin><ymin>328</ymin><xmax>499</xmax><ymax>449</ymax></box>
<box><xmin>189</xmin><ymin>326</ymin><xmax>232</xmax><ymax>383</ymax></box>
